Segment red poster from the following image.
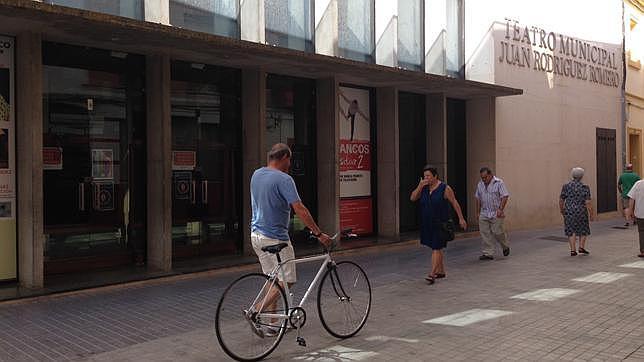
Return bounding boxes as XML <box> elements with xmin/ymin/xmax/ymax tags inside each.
<box><xmin>340</xmin><ymin>198</ymin><xmax>373</xmax><ymax>235</ymax></box>
<box><xmin>172</xmin><ymin>151</ymin><xmax>196</xmax><ymax>171</ymax></box>
<box><xmin>43</xmin><ymin>147</ymin><xmax>63</xmax><ymax>170</ymax></box>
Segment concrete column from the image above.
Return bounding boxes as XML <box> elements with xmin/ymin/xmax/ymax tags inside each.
<box><xmin>466</xmin><ymin>96</ymin><xmax>496</xmax><ymax>225</ymax></box>
<box><xmin>316</xmin><ymin>78</ymin><xmax>340</xmax><ymax>233</ymax></box>
<box><xmin>146</xmin><ymin>55</ymin><xmax>172</xmax><ymax>272</ymax></box>
<box><xmin>144</xmin><ymin>0</ymin><xmax>170</xmax><ymax>24</ymax></box>
<box><xmin>241</xmin><ymin>0</ymin><xmax>265</xmax><ymax>43</ymax></box>
<box><xmin>16</xmin><ymin>32</ymin><xmax>44</xmax><ymax>289</ymax></box>
<box><xmin>315</xmin><ymin>0</ymin><xmax>338</xmax><ymax>56</ymax></box>
<box><xmin>427</xmin><ymin>94</ymin><xmax>447</xmax><ymax>179</ymax></box>
<box><xmin>242</xmin><ymin>68</ymin><xmax>266</xmax><ymax>255</ymax></box>
<box><xmin>376</xmin><ymin>87</ymin><xmax>400</xmax><ymax>238</ymax></box>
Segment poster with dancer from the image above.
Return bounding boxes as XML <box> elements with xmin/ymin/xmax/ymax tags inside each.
<box><xmin>0</xmin><ymin>36</ymin><xmax>14</xmax><ymax>202</ymax></box>
<box><xmin>338</xmin><ymin>86</ymin><xmax>373</xmax><ymax>235</ymax></box>
<box><xmin>0</xmin><ymin>35</ymin><xmax>15</xmax><ymax>282</ymax></box>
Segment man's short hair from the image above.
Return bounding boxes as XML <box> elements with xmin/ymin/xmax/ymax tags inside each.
<box><xmin>480</xmin><ymin>167</ymin><xmax>493</xmax><ymax>175</ymax></box>
<box><xmin>268</xmin><ymin>143</ymin><xmax>292</xmax><ymax>161</ymax></box>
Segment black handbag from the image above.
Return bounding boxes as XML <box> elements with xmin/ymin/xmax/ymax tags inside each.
<box><xmin>436</xmin><ymin>219</ymin><xmax>455</xmax><ymax>242</ymax></box>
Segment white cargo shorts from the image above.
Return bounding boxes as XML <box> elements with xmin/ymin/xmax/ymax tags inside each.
<box><xmin>251</xmin><ymin>232</ymin><xmax>296</xmax><ymax>283</ymax></box>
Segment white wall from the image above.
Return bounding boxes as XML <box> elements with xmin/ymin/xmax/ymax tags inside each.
<box><xmin>465</xmin><ymin>0</ymin><xmax>624</xmax><ymax>229</ymax></box>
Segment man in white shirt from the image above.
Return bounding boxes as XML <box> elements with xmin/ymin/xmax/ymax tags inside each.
<box><xmin>626</xmin><ymin>179</ymin><xmax>644</xmax><ymax>258</ymax></box>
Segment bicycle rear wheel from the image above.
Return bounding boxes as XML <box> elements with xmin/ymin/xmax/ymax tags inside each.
<box><xmin>215</xmin><ymin>273</ymin><xmax>288</xmax><ymax>361</ymax></box>
<box><xmin>317</xmin><ymin>261</ymin><xmax>371</xmax><ymax>338</ymax></box>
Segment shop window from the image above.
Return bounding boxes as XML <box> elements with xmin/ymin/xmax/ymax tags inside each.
<box><xmin>265</xmin><ymin>75</ymin><xmax>317</xmax><ymax>247</ymax></box>
<box><xmin>170</xmin><ymin>61</ymin><xmax>242</xmax><ymax>259</ymax></box>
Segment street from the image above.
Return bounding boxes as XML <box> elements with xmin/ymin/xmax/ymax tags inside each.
<box><xmin>1</xmin><ymin>219</ymin><xmax>644</xmax><ymax>361</ymax></box>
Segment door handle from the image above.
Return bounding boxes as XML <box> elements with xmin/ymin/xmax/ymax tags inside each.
<box><xmin>191</xmin><ymin>180</ymin><xmax>196</xmax><ymax>205</ymax></box>
<box><xmin>78</xmin><ymin>183</ymin><xmax>85</xmax><ymax>211</ymax></box>
<box><xmin>202</xmin><ymin>180</ymin><xmax>208</xmax><ymax>204</ymax></box>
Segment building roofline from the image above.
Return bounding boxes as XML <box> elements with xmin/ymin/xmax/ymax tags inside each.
<box><xmin>0</xmin><ymin>0</ymin><xmax>522</xmax><ymax>99</ymax></box>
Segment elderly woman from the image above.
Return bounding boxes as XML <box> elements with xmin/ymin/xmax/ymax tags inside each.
<box><xmin>559</xmin><ymin>167</ymin><xmax>595</xmax><ymax>256</ymax></box>
<box><xmin>411</xmin><ymin>165</ymin><xmax>467</xmax><ymax>284</ymax></box>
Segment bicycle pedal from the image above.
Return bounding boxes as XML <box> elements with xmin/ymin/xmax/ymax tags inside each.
<box><xmin>296</xmin><ymin>337</ymin><xmax>307</xmax><ymax>347</ymax></box>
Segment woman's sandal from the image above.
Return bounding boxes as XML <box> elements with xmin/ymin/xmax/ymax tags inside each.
<box><xmin>435</xmin><ymin>273</ymin><xmax>446</xmax><ymax>279</ymax></box>
<box><xmin>570</xmin><ymin>250</ymin><xmax>578</xmax><ymax>256</ymax></box>
<box><xmin>578</xmin><ymin>248</ymin><xmax>589</xmax><ymax>255</ymax></box>
<box><xmin>425</xmin><ymin>275</ymin><xmax>435</xmax><ymax>284</ymax></box>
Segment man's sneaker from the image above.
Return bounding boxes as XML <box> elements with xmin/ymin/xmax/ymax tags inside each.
<box><xmin>243</xmin><ymin>309</ymin><xmax>264</xmax><ymax>338</ymax></box>
<box><xmin>503</xmin><ymin>247</ymin><xmax>510</xmax><ymax>257</ymax></box>
<box><xmin>479</xmin><ymin>255</ymin><xmax>494</xmax><ymax>260</ymax></box>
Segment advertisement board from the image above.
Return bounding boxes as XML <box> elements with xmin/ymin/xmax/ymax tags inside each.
<box><xmin>0</xmin><ymin>35</ymin><xmax>15</xmax><ymax>281</ymax></box>
<box><xmin>338</xmin><ymin>86</ymin><xmax>373</xmax><ymax>235</ymax></box>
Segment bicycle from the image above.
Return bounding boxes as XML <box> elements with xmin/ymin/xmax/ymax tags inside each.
<box><xmin>215</xmin><ymin>229</ymin><xmax>372</xmax><ymax>361</ymax></box>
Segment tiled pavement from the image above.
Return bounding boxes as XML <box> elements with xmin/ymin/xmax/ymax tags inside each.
<box><xmin>1</xmin><ymin>219</ymin><xmax>644</xmax><ymax>361</ymax></box>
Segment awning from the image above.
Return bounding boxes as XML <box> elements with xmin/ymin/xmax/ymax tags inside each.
<box><xmin>0</xmin><ymin>0</ymin><xmax>522</xmax><ymax>99</ymax></box>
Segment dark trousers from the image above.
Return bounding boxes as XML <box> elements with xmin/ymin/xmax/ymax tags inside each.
<box><xmin>636</xmin><ymin>219</ymin><xmax>644</xmax><ymax>252</ymax></box>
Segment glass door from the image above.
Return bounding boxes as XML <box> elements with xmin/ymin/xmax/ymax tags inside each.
<box><xmin>265</xmin><ymin>74</ymin><xmax>317</xmax><ymax>247</ymax></box>
<box><xmin>171</xmin><ymin>61</ymin><xmax>242</xmax><ymax>259</ymax></box>
<box><xmin>42</xmin><ymin>43</ymin><xmax>146</xmax><ymax>274</ymax></box>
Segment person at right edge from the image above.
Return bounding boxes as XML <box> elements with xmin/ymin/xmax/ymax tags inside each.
<box><xmin>475</xmin><ymin>167</ymin><xmax>510</xmax><ymax>260</ymax></box>
<box><xmin>626</xmin><ymin>178</ymin><xmax>644</xmax><ymax>258</ymax></box>
<box><xmin>618</xmin><ymin>163</ymin><xmax>640</xmax><ymax>227</ymax></box>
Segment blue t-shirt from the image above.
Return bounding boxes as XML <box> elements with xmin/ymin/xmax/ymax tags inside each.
<box><xmin>251</xmin><ymin>167</ymin><xmax>301</xmax><ymax>241</ymax></box>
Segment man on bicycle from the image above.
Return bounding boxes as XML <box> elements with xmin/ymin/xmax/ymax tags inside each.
<box><xmin>248</xmin><ymin>143</ymin><xmax>331</xmax><ymax>336</ymax></box>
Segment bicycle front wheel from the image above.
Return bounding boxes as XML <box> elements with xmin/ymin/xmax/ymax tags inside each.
<box><xmin>215</xmin><ymin>273</ymin><xmax>288</xmax><ymax>361</ymax></box>
<box><xmin>317</xmin><ymin>261</ymin><xmax>372</xmax><ymax>338</ymax></box>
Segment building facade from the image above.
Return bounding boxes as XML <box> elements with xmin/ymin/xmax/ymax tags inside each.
<box><xmin>0</xmin><ymin>0</ymin><xmax>624</xmax><ymax>290</ymax></box>
<box><xmin>466</xmin><ymin>0</ymin><xmax>625</xmax><ymax>230</ymax></box>
<box><xmin>626</xmin><ymin>0</ymin><xmax>644</xmax><ymax>177</ymax></box>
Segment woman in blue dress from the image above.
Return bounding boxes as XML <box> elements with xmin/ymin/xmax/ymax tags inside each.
<box><xmin>411</xmin><ymin>166</ymin><xmax>467</xmax><ymax>284</ymax></box>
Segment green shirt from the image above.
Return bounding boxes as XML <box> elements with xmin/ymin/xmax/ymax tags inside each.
<box><xmin>619</xmin><ymin>171</ymin><xmax>640</xmax><ymax>198</ymax></box>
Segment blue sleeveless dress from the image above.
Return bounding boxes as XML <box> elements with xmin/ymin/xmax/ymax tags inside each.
<box><xmin>419</xmin><ymin>183</ymin><xmax>450</xmax><ymax>250</ymax></box>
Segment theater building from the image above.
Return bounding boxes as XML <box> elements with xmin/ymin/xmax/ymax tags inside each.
<box><xmin>0</xmin><ymin>0</ymin><xmax>624</xmax><ymax>292</ymax></box>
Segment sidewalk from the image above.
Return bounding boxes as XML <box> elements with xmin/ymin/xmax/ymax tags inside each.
<box><xmin>1</xmin><ymin>219</ymin><xmax>643</xmax><ymax>361</ymax></box>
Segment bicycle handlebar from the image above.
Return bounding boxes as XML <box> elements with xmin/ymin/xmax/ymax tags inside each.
<box><xmin>310</xmin><ymin>228</ymin><xmax>357</xmax><ymax>253</ymax></box>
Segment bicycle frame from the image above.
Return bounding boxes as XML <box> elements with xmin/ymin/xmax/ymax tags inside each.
<box><xmin>252</xmin><ymin>252</ymin><xmax>333</xmax><ymax>321</ymax></box>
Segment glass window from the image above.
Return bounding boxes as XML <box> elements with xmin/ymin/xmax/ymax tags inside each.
<box><xmin>170</xmin><ymin>0</ymin><xmax>239</xmax><ymax>38</ymax></box>
<box><xmin>44</xmin><ymin>0</ymin><xmax>143</xmax><ymax>20</ymax></box>
<box><xmin>398</xmin><ymin>0</ymin><xmax>424</xmax><ymax>71</ymax></box>
<box><xmin>265</xmin><ymin>0</ymin><xmax>314</xmax><ymax>52</ymax></box>
<box><xmin>170</xmin><ymin>61</ymin><xmax>242</xmax><ymax>259</ymax></box>
<box><xmin>425</xmin><ymin>0</ymin><xmax>463</xmax><ymax>77</ymax></box>
<box><xmin>42</xmin><ymin>43</ymin><xmax>147</xmax><ymax>273</ymax></box>
<box><xmin>265</xmin><ymin>75</ymin><xmax>317</xmax><ymax>248</ymax></box>
<box><xmin>338</xmin><ymin>0</ymin><xmax>375</xmax><ymax>63</ymax></box>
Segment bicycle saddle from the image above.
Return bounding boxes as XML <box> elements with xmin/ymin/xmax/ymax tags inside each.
<box><xmin>261</xmin><ymin>243</ymin><xmax>289</xmax><ymax>254</ymax></box>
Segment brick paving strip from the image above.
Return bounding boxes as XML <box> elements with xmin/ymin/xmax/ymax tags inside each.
<box><xmin>1</xmin><ymin>219</ymin><xmax>644</xmax><ymax>361</ymax></box>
